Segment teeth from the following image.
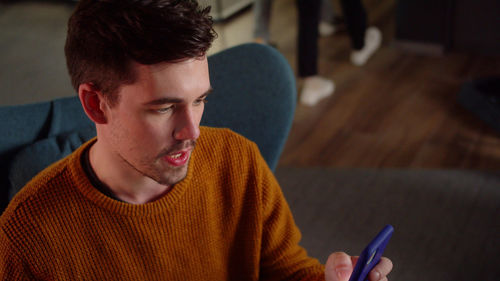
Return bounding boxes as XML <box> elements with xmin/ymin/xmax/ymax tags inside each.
<box><xmin>170</xmin><ymin>153</ymin><xmax>182</xmax><ymax>159</ymax></box>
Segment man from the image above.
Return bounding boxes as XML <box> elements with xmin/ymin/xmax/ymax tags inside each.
<box><xmin>0</xmin><ymin>1</ymin><xmax>392</xmax><ymax>280</ymax></box>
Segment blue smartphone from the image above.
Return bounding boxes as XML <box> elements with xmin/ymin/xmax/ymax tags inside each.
<box><xmin>348</xmin><ymin>225</ymin><xmax>394</xmax><ymax>281</ymax></box>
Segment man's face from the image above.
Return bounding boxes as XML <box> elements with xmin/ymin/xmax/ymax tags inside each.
<box><xmin>101</xmin><ymin>57</ymin><xmax>211</xmax><ymax>186</ymax></box>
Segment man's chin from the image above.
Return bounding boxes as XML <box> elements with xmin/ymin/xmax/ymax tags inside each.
<box><xmin>156</xmin><ymin>165</ymin><xmax>189</xmax><ymax>186</ymax></box>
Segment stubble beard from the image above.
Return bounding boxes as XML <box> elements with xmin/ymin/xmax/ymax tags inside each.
<box><xmin>134</xmin><ymin>139</ymin><xmax>197</xmax><ymax>186</ymax></box>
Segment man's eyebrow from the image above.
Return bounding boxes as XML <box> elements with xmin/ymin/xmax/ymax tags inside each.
<box><xmin>198</xmin><ymin>87</ymin><xmax>213</xmax><ymax>100</ymax></box>
<box><xmin>143</xmin><ymin>87</ymin><xmax>213</xmax><ymax>106</ymax></box>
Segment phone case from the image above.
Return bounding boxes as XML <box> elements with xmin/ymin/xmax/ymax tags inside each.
<box><xmin>348</xmin><ymin>224</ymin><xmax>394</xmax><ymax>281</ymax></box>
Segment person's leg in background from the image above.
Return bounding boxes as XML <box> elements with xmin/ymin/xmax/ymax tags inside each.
<box><xmin>297</xmin><ymin>0</ymin><xmax>319</xmax><ymax>79</ymax></box>
<box><xmin>255</xmin><ymin>0</ymin><xmax>339</xmax><ymax>41</ymax></box>
<box><xmin>318</xmin><ymin>0</ymin><xmax>337</xmax><ymax>37</ymax></box>
<box><xmin>253</xmin><ymin>0</ymin><xmax>273</xmax><ymax>43</ymax></box>
<box><xmin>297</xmin><ymin>0</ymin><xmax>335</xmax><ymax>106</ymax></box>
<box><xmin>340</xmin><ymin>0</ymin><xmax>381</xmax><ymax>65</ymax></box>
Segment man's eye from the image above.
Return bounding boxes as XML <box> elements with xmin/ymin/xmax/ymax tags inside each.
<box><xmin>194</xmin><ymin>99</ymin><xmax>208</xmax><ymax>106</ymax></box>
<box><xmin>156</xmin><ymin>106</ymin><xmax>174</xmax><ymax>113</ymax></box>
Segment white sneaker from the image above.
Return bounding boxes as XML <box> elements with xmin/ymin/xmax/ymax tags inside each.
<box><xmin>300</xmin><ymin>76</ymin><xmax>335</xmax><ymax>106</ymax></box>
<box><xmin>319</xmin><ymin>21</ymin><xmax>336</xmax><ymax>37</ymax></box>
<box><xmin>350</xmin><ymin>26</ymin><xmax>382</xmax><ymax>66</ymax></box>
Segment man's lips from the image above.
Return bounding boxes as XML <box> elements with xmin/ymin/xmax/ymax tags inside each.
<box><xmin>161</xmin><ymin>149</ymin><xmax>192</xmax><ymax>166</ymax></box>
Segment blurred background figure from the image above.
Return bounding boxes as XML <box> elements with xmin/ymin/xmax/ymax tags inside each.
<box><xmin>296</xmin><ymin>0</ymin><xmax>334</xmax><ymax>106</ymax></box>
<box><xmin>253</xmin><ymin>0</ymin><xmax>340</xmax><ymax>45</ymax></box>
<box><xmin>252</xmin><ymin>0</ymin><xmax>272</xmax><ymax>44</ymax></box>
<box><xmin>339</xmin><ymin>0</ymin><xmax>382</xmax><ymax>66</ymax></box>
<box><xmin>297</xmin><ymin>0</ymin><xmax>382</xmax><ymax>106</ymax></box>
<box><xmin>318</xmin><ymin>0</ymin><xmax>344</xmax><ymax>37</ymax></box>
<box><xmin>253</xmin><ymin>0</ymin><xmax>382</xmax><ymax>106</ymax></box>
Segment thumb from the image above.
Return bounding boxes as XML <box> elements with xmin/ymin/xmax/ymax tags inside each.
<box><xmin>325</xmin><ymin>252</ymin><xmax>354</xmax><ymax>281</ymax></box>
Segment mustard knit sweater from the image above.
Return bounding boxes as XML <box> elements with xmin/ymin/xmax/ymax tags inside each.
<box><xmin>1</xmin><ymin>127</ymin><xmax>324</xmax><ymax>280</ymax></box>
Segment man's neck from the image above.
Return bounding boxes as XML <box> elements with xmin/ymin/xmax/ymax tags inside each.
<box><xmin>88</xmin><ymin>141</ymin><xmax>171</xmax><ymax>204</ymax></box>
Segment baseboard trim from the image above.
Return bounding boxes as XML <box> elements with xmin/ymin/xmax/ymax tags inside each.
<box><xmin>393</xmin><ymin>40</ymin><xmax>445</xmax><ymax>56</ymax></box>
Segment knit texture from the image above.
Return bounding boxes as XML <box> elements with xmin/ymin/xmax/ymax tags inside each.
<box><xmin>0</xmin><ymin>127</ymin><xmax>324</xmax><ymax>280</ymax></box>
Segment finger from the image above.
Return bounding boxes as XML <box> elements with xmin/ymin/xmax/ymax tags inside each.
<box><xmin>351</xmin><ymin>256</ymin><xmax>359</xmax><ymax>265</ymax></box>
<box><xmin>325</xmin><ymin>252</ymin><xmax>354</xmax><ymax>281</ymax></box>
<box><xmin>368</xmin><ymin>257</ymin><xmax>393</xmax><ymax>281</ymax></box>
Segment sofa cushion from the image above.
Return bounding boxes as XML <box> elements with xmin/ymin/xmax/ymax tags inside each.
<box><xmin>275</xmin><ymin>167</ymin><xmax>500</xmax><ymax>281</ymax></box>
<box><xmin>8</xmin><ymin>126</ymin><xmax>96</xmax><ymax>200</ymax></box>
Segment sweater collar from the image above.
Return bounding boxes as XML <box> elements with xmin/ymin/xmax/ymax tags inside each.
<box><xmin>67</xmin><ymin>137</ymin><xmax>198</xmax><ymax>217</ymax></box>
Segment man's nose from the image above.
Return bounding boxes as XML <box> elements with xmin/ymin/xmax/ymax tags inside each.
<box><xmin>173</xmin><ymin>107</ymin><xmax>200</xmax><ymax>141</ymax></box>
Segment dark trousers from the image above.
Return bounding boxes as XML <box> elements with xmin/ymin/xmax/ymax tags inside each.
<box><xmin>341</xmin><ymin>0</ymin><xmax>367</xmax><ymax>50</ymax></box>
<box><xmin>297</xmin><ymin>0</ymin><xmax>367</xmax><ymax>77</ymax></box>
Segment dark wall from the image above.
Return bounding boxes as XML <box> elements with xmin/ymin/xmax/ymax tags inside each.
<box><xmin>395</xmin><ymin>0</ymin><xmax>500</xmax><ymax>55</ymax></box>
<box><xmin>395</xmin><ymin>0</ymin><xmax>452</xmax><ymax>47</ymax></box>
<box><xmin>453</xmin><ymin>0</ymin><xmax>500</xmax><ymax>55</ymax></box>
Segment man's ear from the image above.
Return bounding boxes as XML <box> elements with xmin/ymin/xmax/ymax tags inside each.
<box><xmin>78</xmin><ymin>83</ymin><xmax>108</xmax><ymax>124</ymax></box>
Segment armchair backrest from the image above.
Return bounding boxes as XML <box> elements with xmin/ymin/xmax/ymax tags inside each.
<box><xmin>0</xmin><ymin>43</ymin><xmax>296</xmax><ymax>213</ymax></box>
<box><xmin>202</xmin><ymin>43</ymin><xmax>296</xmax><ymax>169</ymax></box>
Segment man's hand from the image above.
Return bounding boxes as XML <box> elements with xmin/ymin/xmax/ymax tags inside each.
<box><xmin>325</xmin><ymin>252</ymin><xmax>393</xmax><ymax>281</ymax></box>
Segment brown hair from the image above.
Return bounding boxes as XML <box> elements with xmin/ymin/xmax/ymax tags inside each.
<box><xmin>65</xmin><ymin>0</ymin><xmax>216</xmax><ymax>105</ymax></box>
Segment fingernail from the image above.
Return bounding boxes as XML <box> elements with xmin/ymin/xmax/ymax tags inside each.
<box><xmin>372</xmin><ymin>270</ymin><xmax>381</xmax><ymax>280</ymax></box>
<box><xmin>336</xmin><ymin>266</ymin><xmax>351</xmax><ymax>279</ymax></box>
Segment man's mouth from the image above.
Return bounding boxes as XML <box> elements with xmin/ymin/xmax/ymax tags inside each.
<box><xmin>170</xmin><ymin>153</ymin><xmax>182</xmax><ymax>159</ymax></box>
<box><xmin>159</xmin><ymin>140</ymin><xmax>196</xmax><ymax>167</ymax></box>
<box><xmin>162</xmin><ymin>149</ymin><xmax>191</xmax><ymax>167</ymax></box>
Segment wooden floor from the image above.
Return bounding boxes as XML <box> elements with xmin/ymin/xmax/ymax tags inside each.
<box><xmin>268</xmin><ymin>0</ymin><xmax>500</xmax><ymax>169</ymax></box>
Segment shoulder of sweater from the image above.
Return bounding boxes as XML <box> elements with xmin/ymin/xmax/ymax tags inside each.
<box><xmin>199</xmin><ymin>126</ymin><xmax>259</xmax><ymax>152</ymax></box>
<box><xmin>1</xmin><ymin>142</ymin><xmax>87</xmax><ymax>224</ymax></box>
<box><xmin>4</xmin><ymin>159</ymin><xmax>65</xmax><ymax>209</ymax></box>
<box><xmin>194</xmin><ymin>127</ymin><xmax>265</xmax><ymax>172</ymax></box>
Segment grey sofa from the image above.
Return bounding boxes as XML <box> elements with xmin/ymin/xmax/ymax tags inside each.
<box><xmin>275</xmin><ymin>167</ymin><xmax>499</xmax><ymax>280</ymax></box>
